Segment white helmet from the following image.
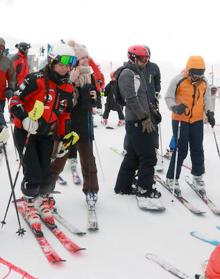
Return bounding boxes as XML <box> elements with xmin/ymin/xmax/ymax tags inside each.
<box><xmin>48</xmin><ymin>43</ymin><xmax>77</xmax><ymax>67</ymax></box>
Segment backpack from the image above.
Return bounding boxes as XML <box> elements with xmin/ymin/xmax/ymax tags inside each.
<box><xmin>113</xmin><ymin>65</ymin><xmax>140</xmax><ymax>106</ymax></box>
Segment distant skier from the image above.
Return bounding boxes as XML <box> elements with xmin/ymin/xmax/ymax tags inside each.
<box><xmin>165</xmin><ymin>55</ymin><xmax>214</xmax><ymax>195</ymax></box>
<box><xmin>11</xmin><ymin>42</ymin><xmax>31</xmax><ymax>90</ymax></box>
<box><xmin>102</xmin><ymin>71</ymin><xmax>125</xmax><ymax>127</ymax></box>
<box><xmin>10</xmin><ymin>43</ymin><xmax>77</xmax><ymax>234</ymax></box>
<box><xmin>0</xmin><ymin>37</ymin><xmax>16</xmax><ymax>112</ymax></box>
<box><xmin>114</xmin><ymin>45</ymin><xmax>162</xmax><ymax>209</ymax></box>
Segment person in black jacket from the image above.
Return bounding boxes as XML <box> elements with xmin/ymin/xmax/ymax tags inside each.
<box><xmin>102</xmin><ymin>72</ymin><xmax>125</xmax><ymax>126</ymax></box>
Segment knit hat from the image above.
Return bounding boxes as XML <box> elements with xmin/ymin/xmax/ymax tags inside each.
<box><xmin>68</xmin><ymin>40</ymin><xmax>89</xmax><ymax>60</ymax></box>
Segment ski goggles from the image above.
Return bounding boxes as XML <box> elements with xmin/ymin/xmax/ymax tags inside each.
<box><xmin>58</xmin><ymin>55</ymin><xmax>77</xmax><ymax>67</ymax></box>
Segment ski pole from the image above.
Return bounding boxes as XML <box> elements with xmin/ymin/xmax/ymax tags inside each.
<box><xmin>9</xmin><ymin>124</ymin><xmax>19</xmax><ymax>161</ymax></box>
<box><xmin>158</xmin><ymin>123</ymin><xmax>164</xmax><ymax>164</ymax></box>
<box><xmin>172</xmin><ymin>121</ymin><xmax>181</xmax><ymax>201</ymax></box>
<box><xmin>2</xmin><ymin>143</ymin><xmax>26</xmax><ymax>236</ymax></box>
<box><xmin>212</xmin><ymin>128</ymin><xmax>220</xmax><ymax>157</ymax></box>
<box><xmin>1</xmin><ymin>101</ymin><xmax>44</xmax><ymax>228</ymax></box>
<box><xmin>94</xmin><ymin>138</ymin><xmax>105</xmax><ymax>180</ymax></box>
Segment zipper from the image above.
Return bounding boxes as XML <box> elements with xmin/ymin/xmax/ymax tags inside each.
<box><xmin>189</xmin><ymin>84</ymin><xmax>197</xmax><ymax>122</ymax></box>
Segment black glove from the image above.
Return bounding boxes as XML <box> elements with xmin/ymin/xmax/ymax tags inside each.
<box><xmin>5</xmin><ymin>88</ymin><xmax>14</xmax><ymax>100</ymax></box>
<box><xmin>206</xmin><ymin>110</ymin><xmax>215</xmax><ymax>127</ymax></box>
<box><xmin>142</xmin><ymin>118</ymin><xmax>155</xmax><ymax>133</ymax></box>
<box><xmin>172</xmin><ymin>103</ymin><xmax>187</xmax><ymax>115</ymax></box>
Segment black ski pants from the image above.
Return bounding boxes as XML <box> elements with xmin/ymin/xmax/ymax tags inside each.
<box><xmin>103</xmin><ymin>104</ymin><xmax>125</xmax><ymax>120</ymax></box>
<box><xmin>14</xmin><ymin>127</ymin><xmax>54</xmax><ymax>197</ymax></box>
<box><xmin>114</xmin><ymin>120</ymin><xmax>157</xmax><ymax>193</ymax></box>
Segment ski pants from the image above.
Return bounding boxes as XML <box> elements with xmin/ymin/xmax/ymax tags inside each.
<box><xmin>114</xmin><ymin>120</ymin><xmax>157</xmax><ymax>193</ymax></box>
<box><xmin>51</xmin><ymin>140</ymin><xmax>99</xmax><ymax>194</ymax></box>
<box><xmin>102</xmin><ymin>104</ymin><xmax>125</xmax><ymax>120</ymax></box>
<box><xmin>14</xmin><ymin>127</ymin><xmax>54</xmax><ymax>197</ymax></box>
<box><xmin>166</xmin><ymin>120</ymin><xmax>204</xmax><ymax>179</ymax></box>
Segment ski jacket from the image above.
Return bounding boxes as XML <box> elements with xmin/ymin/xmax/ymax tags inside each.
<box><xmin>205</xmin><ymin>244</ymin><xmax>220</xmax><ymax>278</ymax></box>
<box><xmin>89</xmin><ymin>58</ymin><xmax>105</xmax><ymax>91</ymax></box>
<box><xmin>165</xmin><ymin>73</ymin><xmax>212</xmax><ymax>123</ymax></box>
<box><xmin>118</xmin><ymin>63</ymin><xmax>151</xmax><ymax>122</ymax></box>
<box><xmin>10</xmin><ymin>70</ymin><xmax>75</xmax><ymax>137</ymax></box>
<box><xmin>11</xmin><ymin>51</ymin><xmax>29</xmax><ymax>90</ymax></box>
<box><xmin>0</xmin><ymin>55</ymin><xmax>16</xmax><ymax>101</ymax></box>
<box><xmin>143</xmin><ymin>61</ymin><xmax>161</xmax><ymax>105</ymax></box>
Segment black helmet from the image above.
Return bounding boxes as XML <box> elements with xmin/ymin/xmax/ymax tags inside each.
<box><xmin>15</xmin><ymin>42</ymin><xmax>31</xmax><ymax>54</ymax></box>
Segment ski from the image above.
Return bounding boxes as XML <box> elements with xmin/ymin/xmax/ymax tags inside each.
<box><xmin>17</xmin><ymin>205</ymin><xmax>65</xmax><ymax>263</ymax></box>
<box><xmin>190</xmin><ymin>231</ymin><xmax>219</xmax><ymax>246</ymax></box>
<box><xmin>57</xmin><ymin>175</ymin><xmax>67</xmax><ymax>185</ymax></box>
<box><xmin>145</xmin><ymin>253</ymin><xmax>192</xmax><ymax>279</ymax></box>
<box><xmin>52</xmin><ymin>208</ymin><xmax>86</xmax><ymax>236</ymax></box>
<box><xmin>106</xmin><ymin>126</ymin><xmax>114</xmax><ymax>130</ymax></box>
<box><xmin>71</xmin><ymin>170</ymin><xmax>81</xmax><ymax>185</ymax></box>
<box><xmin>155</xmin><ymin>175</ymin><xmax>205</xmax><ymax>215</ymax></box>
<box><xmin>0</xmin><ymin>257</ymin><xmax>37</xmax><ymax>279</ymax></box>
<box><xmin>88</xmin><ymin>205</ymin><xmax>99</xmax><ymax>231</ymax></box>
<box><xmin>185</xmin><ymin>176</ymin><xmax>220</xmax><ymax>215</ymax></box>
<box><xmin>42</xmin><ymin>219</ymin><xmax>86</xmax><ymax>253</ymax></box>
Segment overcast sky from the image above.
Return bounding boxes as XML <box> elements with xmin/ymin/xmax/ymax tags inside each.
<box><xmin>1</xmin><ymin>0</ymin><xmax>220</xmax><ymax>73</ymax></box>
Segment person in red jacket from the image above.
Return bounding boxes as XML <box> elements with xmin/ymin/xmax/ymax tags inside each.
<box><xmin>11</xmin><ymin>42</ymin><xmax>31</xmax><ymax>90</ymax></box>
<box><xmin>0</xmin><ymin>37</ymin><xmax>16</xmax><ymax>112</ymax></box>
<box><xmin>10</xmin><ymin>43</ymin><xmax>77</xmax><ymax>234</ymax></box>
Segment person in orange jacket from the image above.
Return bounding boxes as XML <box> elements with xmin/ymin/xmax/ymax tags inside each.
<box><xmin>165</xmin><ymin>56</ymin><xmax>214</xmax><ymax>196</ymax></box>
<box><xmin>11</xmin><ymin>42</ymin><xmax>31</xmax><ymax>90</ymax></box>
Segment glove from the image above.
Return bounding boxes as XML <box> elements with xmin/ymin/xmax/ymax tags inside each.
<box><xmin>206</xmin><ymin>110</ymin><xmax>215</xmax><ymax>127</ymax></box>
<box><xmin>5</xmin><ymin>88</ymin><xmax>14</xmax><ymax>100</ymax></box>
<box><xmin>0</xmin><ymin>126</ymin><xmax>9</xmax><ymax>143</ymax></box>
<box><xmin>142</xmin><ymin>118</ymin><xmax>155</xmax><ymax>133</ymax></box>
<box><xmin>56</xmin><ymin>131</ymin><xmax>79</xmax><ymax>158</ymax></box>
<box><xmin>22</xmin><ymin>117</ymin><xmax>39</xmax><ymax>134</ymax></box>
<box><xmin>100</xmin><ymin>91</ymin><xmax>105</xmax><ymax>97</ymax></box>
<box><xmin>172</xmin><ymin>103</ymin><xmax>187</xmax><ymax>115</ymax></box>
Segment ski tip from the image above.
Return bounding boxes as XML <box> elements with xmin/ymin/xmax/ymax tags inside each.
<box><xmin>76</xmin><ymin>232</ymin><xmax>87</xmax><ymax>236</ymax></box>
<box><xmin>88</xmin><ymin>227</ymin><xmax>99</xmax><ymax>232</ymax></box>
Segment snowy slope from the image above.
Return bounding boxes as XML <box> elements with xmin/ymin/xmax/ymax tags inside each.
<box><xmin>1</xmin><ymin>97</ymin><xmax>220</xmax><ymax>278</ymax></box>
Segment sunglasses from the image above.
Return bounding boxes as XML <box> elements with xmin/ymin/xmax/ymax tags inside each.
<box><xmin>59</xmin><ymin>55</ymin><xmax>77</xmax><ymax>67</ymax></box>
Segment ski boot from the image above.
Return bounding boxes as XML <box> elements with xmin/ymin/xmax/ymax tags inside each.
<box><xmin>101</xmin><ymin>119</ymin><xmax>108</xmax><ymax>126</ymax></box>
<box><xmin>86</xmin><ymin>192</ymin><xmax>98</xmax><ymax>208</ymax></box>
<box><xmin>37</xmin><ymin>194</ymin><xmax>56</xmax><ymax>228</ymax></box>
<box><xmin>117</xmin><ymin>120</ymin><xmax>125</xmax><ymax>126</ymax></box>
<box><xmin>136</xmin><ymin>186</ymin><xmax>164</xmax><ymax>211</ymax></box>
<box><xmin>192</xmin><ymin>175</ymin><xmax>206</xmax><ymax>195</ymax></box>
<box><xmin>166</xmin><ymin>178</ymin><xmax>181</xmax><ymax>196</ymax></box>
<box><xmin>69</xmin><ymin>158</ymin><xmax>81</xmax><ymax>185</ymax></box>
<box><xmin>23</xmin><ymin>196</ymin><xmax>42</xmax><ymax>236</ymax></box>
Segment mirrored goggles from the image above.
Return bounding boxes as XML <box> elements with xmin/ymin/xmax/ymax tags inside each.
<box><xmin>59</xmin><ymin>55</ymin><xmax>77</xmax><ymax>67</ymax></box>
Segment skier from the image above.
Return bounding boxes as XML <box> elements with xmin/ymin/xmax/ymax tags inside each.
<box><xmin>114</xmin><ymin>45</ymin><xmax>162</xmax><ymax>209</ymax></box>
<box><xmin>0</xmin><ymin>37</ymin><xmax>16</xmax><ymax>114</ymax></box>
<box><xmin>102</xmin><ymin>71</ymin><xmax>125</xmax><ymax>126</ymax></box>
<box><xmin>142</xmin><ymin>45</ymin><xmax>162</xmax><ymax>171</ymax></box>
<box><xmin>165</xmin><ymin>55</ymin><xmax>214</xmax><ymax>195</ymax></box>
<box><xmin>9</xmin><ymin>43</ymin><xmax>77</xmax><ymax>233</ymax></box>
<box><xmin>11</xmin><ymin>42</ymin><xmax>31</xmax><ymax>90</ymax></box>
<box><xmin>210</xmin><ymin>86</ymin><xmax>218</xmax><ymax>112</ymax></box>
<box><xmin>52</xmin><ymin>40</ymin><xmax>99</xmax><ymax>207</ymax></box>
